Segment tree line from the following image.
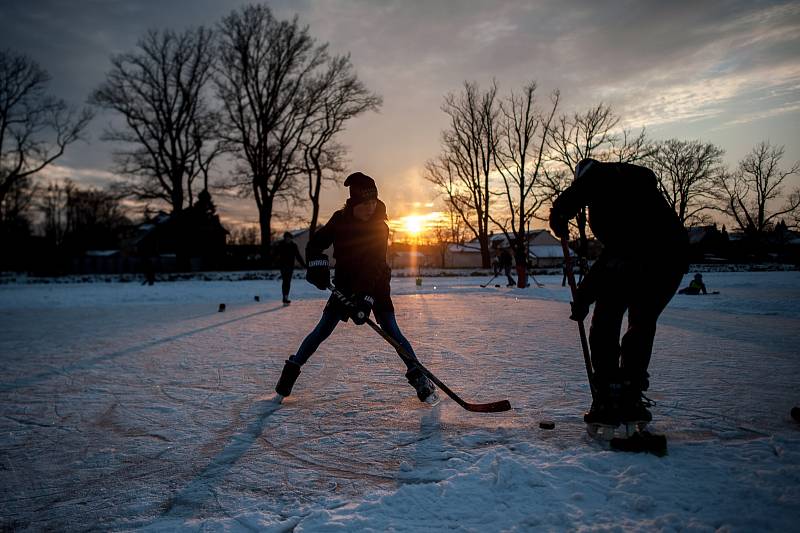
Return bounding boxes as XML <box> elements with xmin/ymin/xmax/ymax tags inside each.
<box><xmin>424</xmin><ymin>81</ymin><xmax>800</xmax><ymax>267</ymax></box>
<box><xmin>2</xmin><ymin>4</ymin><xmax>799</xmax><ymax>273</ymax></box>
<box><xmin>0</xmin><ymin>4</ymin><xmax>381</xmax><ymax>268</ymax></box>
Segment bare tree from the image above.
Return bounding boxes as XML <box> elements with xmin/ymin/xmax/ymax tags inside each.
<box><xmin>38</xmin><ymin>179</ymin><xmax>130</xmax><ymax>252</ymax></box>
<box><xmin>715</xmin><ymin>141</ymin><xmax>800</xmax><ymax>236</ymax></box>
<box><xmin>647</xmin><ymin>139</ymin><xmax>725</xmax><ymax>226</ymax></box>
<box><xmin>491</xmin><ymin>82</ymin><xmax>559</xmax><ymax>262</ymax></box>
<box><xmin>425</xmin><ymin>81</ymin><xmax>499</xmax><ymax>267</ymax></box>
<box><xmin>91</xmin><ymin>27</ymin><xmax>221</xmax><ymax>214</ymax></box>
<box><xmin>216</xmin><ymin>4</ymin><xmax>329</xmax><ymax>259</ymax></box>
<box><xmin>542</xmin><ymin>103</ymin><xmax>653</xmax><ymax>205</ymax></box>
<box><xmin>542</xmin><ymin>103</ymin><xmax>651</xmax><ymax>271</ymax></box>
<box><xmin>229</xmin><ymin>225</ymin><xmax>260</xmax><ymax>246</ymax></box>
<box><xmin>0</xmin><ymin>49</ymin><xmax>92</xmax><ymax>218</ymax></box>
<box><xmin>300</xmin><ymin>55</ymin><xmax>381</xmax><ymax>235</ymax></box>
<box><xmin>0</xmin><ymin>176</ymin><xmax>36</xmax><ymax>233</ymax></box>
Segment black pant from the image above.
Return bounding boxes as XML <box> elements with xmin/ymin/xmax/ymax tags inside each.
<box><xmin>280</xmin><ymin>268</ymin><xmax>294</xmax><ymax>300</ymax></box>
<box><xmin>588</xmin><ymin>258</ymin><xmax>684</xmax><ymax>391</ymax></box>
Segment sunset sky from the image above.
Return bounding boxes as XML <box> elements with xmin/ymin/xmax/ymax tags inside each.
<box><xmin>2</xmin><ymin>0</ymin><xmax>798</xmax><ymax>240</ymax></box>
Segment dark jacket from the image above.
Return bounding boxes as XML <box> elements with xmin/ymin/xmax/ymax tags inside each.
<box><xmin>307</xmin><ymin>199</ymin><xmax>393</xmax><ymax>314</ymax></box>
<box><xmin>552</xmin><ymin>161</ymin><xmax>689</xmax><ymax>305</ymax></box>
<box><xmin>551</xmin><ymin>161</ymin><xmax>687</xmax><ymax>260</ymax></box>
<box><xmin>499</xmin><ymin>249</ymin><xmax>513</xmax><ymax>268</ymax></box>
<box><xmin>275</xmin><ymin>239</ymin><xmax>305</xmax><ymax>270</ymax></box>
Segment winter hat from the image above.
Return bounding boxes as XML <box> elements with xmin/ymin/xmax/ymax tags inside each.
<box><xmin>344</xmin><ymin>172</ymin><xmax>378</xmax><ymax>205</ymax></box>
<box><xmin>575</xmin><ymin>158</ymin><xmax>599</xmax><ymax>179</ymax></box>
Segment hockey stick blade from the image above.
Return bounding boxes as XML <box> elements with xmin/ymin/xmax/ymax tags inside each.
<box><xmin>411</xmin><ymin>362</ymin><xmax>511</xmax><ymax>413</ymax></box>
<box><xmin>328</xmin><ymin>286</ymin><xmax>512</xmax><ymax>413</ymax></box>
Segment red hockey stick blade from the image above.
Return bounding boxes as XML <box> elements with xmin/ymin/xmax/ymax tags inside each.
<box><xmin>463</xmin><ymin>399</ymin><xmax>512</xmax><ymax>413</ymax></box>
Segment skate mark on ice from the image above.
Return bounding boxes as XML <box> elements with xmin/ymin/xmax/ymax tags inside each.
<box><xmin>258</xmin><ymin>435</ymin><xmax>397</xmax><ymax>482</ymax></box>
<box><xmin>159</xmin><ymin>398</ymin><xmax>282</xmax><ymax>518</ymax></box>
<box><xmin>0</xmin><ymin>306</ymin><xmax>284</xmax><ymax>393</ymax></box>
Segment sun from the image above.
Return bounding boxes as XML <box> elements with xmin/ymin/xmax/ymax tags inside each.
<box><xmin>404</xmin><ymin>216</ymin><xmax>424</xmax><ymax>236</ymax></box>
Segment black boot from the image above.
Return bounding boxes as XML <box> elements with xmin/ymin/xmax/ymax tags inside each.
<box><xmin>584</xmin><ymin>382</ymin><xmax>622</xmax><ymax>427</ymax></box>
<box><xmin>619</xmin><ymin>382</ymin><xmax>653</xmax><ymax>424</ymax></box>
<box><xmin>275</xmin><ymin>360</ymin><xmax>301</xmax><ymax>397</ymax></box>
<box><xmin>405</xmin><ymin>367</ymin><xmax>437</xmax><ymax>403</ymax></box>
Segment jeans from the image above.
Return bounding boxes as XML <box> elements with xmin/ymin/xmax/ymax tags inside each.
<box><xmin>290</xmin><ymin>306</ymin><xmax>419</xmax><ymax>370</ymax></box>
<box><xmin>280</xmin><ymin>268</ymin><xmax>293</xmax><ymax>300</ymax></box>
<box><xmin>504</xmin><ymin>265</ymin><xmax>515</xmax><ymax>286</ymax></box>
<box><xmin>588</xmin><ymin>259</ymin><xmax>685</xmax><ymax>391</ymax></box>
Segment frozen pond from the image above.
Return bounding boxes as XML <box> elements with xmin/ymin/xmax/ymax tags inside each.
<box><xmin>1</xmin><ymin>271</ymin><xmax>799</xmax><ymax>531</ymax></box>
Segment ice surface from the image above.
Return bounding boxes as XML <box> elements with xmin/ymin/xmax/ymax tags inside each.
<box><xmin>1</xmin><ymin>271</ymin><xmax>799</xmax><ymax>531</ymax></box>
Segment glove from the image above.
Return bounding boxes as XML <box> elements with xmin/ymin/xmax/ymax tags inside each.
<box><xmin>306</xmin><ymin>254</ymin><xmax>330</xmax><ymax>290</ymax></box>
<box><xmin>350</xmin><ymin>293</ymin><xmax>375</xmax><ymax>325</ymax></box>
<box><xmin>549</xmin><ymin>208</ymin><xmax>570</xmax><ymax>238</ymax></box>
<box><xmin>569</xmin><ymin>299</ymin><xmax>590</xmax><ymax>322</ymax></box>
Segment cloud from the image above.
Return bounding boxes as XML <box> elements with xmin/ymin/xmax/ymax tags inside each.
<box><xmin>36</xmin><ymin>164</ymin><xmax>123</xmax><ymax>188</ymax></box>
<box><xmin>719</xmin><ymin>101</ymin><xmax>800</xmax><ymax>127</ymax></box>
<box><xmin>2</xmin><ymin>0</ymin><xmax>798</xmax><ymax>226</ymax></box>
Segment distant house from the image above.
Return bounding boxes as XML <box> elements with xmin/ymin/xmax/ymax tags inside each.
<box><xmin>71</xmin><ymin>249</ymin><xmax>133</xmax><ymax>274</ymax></box>
<box><xmin>445</xmin><ymin>230</ymin><xmax>567</xmax><ymax>268</ymax></box>
<box><xmin>686</xmin><ymin>224</ymin><xmax>729</xmax><ymax>262</ymax></box>
<box><xmin>130</xmin><ymin>192</ymin><xmax>229</xmax><ymax>272</ymax></box>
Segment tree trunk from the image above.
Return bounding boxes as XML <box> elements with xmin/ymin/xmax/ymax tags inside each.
<box><xmin>479</xmin><ymin>231</ymin><xmax>490</xmax><ymax>268</ymax></box>
<box><xmin>171</xmin><ymin>183</ymin><xmax>184</xmax><ymax>214</ymax></box>
<box><xmin>309</xmin><ymin>178</ymin><xmax>321</xmax><ymax>236</ymax></box>
<box><xmin>259</xmin><ymin>200</ymin><xmax>273</xmax><ymax>267</ymax></box>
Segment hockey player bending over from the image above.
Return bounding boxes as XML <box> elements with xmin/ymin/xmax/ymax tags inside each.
<box><xmin>274</xmin><ymin>172</ymin><xmax>438</xmax><ymax>404</ymax></box>
<box><xmin>549</xmin><ymin>159</ymin><xmax>689</xmax><ymax>429</ymax></box>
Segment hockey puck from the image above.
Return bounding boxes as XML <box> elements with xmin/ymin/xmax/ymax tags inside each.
<box><xmin>792</xmin><ymin>406</ymin><xmax>800</xmax><ymax>423</ymax></box>
<box><xmin>539</xmin><ymin>420</ymin><xmax>555</xmax><ymax>430</ymax></box>
<box><xmin>254</xmin><ymin>295</ymin><xmax>260</xmax><ymax>302</ymax></box>
<box><xmin>218</xmin><ymin>303</ymin><xmax>226</xmax><ymax>312</ymax></box>
<box><xmin>495</xmin><ymin>284</ymin><xmax>501</xmax><ymax>287</ymax></box>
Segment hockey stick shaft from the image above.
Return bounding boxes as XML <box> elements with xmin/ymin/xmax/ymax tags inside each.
<box><xmin>559</xmin><ymin>235</ymin><xmax>595</xmax><ymax>398</ymax></box>
<box><xmin>480</xmin><ymin>274</ymin><xmax>498</xmax><ymax>288</ymax></box>
<box><xmin>329</xmin><ymin>287</ymin><xmax>511</xmax><ymax>413</ymax></box>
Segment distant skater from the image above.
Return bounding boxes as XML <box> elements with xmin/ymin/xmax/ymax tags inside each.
<box><xmin>141</xmin><ymin>256</ymin><xmax>156</xmax><ymax>286</ymax></box>
<box><xmin>274</xmin><ymin>231</ymin><xmax>306</xmax><ymax>305</ymax></box>
<box><xmin>678</xmin><ymin>273</ymin><xmax>708</xmax><ymax>295</ymax></box>
<box><xmin>273</xmin><ymin>172</ymin><xmax>438</xmax><ymax>404</ymax></box>
<box><xmin>550</xmin><ymin>158</ymin><xmax>689</xmax><ymax>429</ymax></box>
<box><xmin>500</xmin><ymin>248</ymin><xmax>515</xmax><ymax>287</ymax></box>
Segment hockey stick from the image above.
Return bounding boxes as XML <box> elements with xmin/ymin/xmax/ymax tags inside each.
<box><xmin>480</xmin><ymin>273</ymin><xmax>499</xmax><ymax>288</ymax></box>
<box><xmin>559</xmin><ymin>235</ymin><xmax>596</xmax><ymax>399</ymax></box>
<box><xmin>528</xmin><ymin>270</ymin><xmax>545</xmax><ymax>288</ymax></box>
<box><xmin>329</xmin><ymin>286</ymin><xmax>511</xmax><ymax>413</ymax></box>
<box><xmin>524</xmin><ymin>252</ymin><xmax>545</xmax><ymax>287</ymax></box>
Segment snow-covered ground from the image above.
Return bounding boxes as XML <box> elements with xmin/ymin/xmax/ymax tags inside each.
<box><xmin>1</xmin><ymin>271</ymin><xmax>798</xmax><ymax>531</ymax></box>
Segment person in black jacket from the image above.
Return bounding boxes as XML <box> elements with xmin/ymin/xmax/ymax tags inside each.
<box><xmin>499</xmin><ymin>248</ymin><xmax>515</xmax><ymax>287</ymax></box>
<box><xmin>274</xmin><ymin>231</ymin><xmax>306</xmax><ymax>305</ymax></box>
<box><xmin>273</xmin><ymin>172</ymin><xmax>437</xmax><ymax>404</ymax></box>
<box><xmin>549</xmin><ymin>158</ymin><xmax>689</xmax><ymax>428</ymax></box>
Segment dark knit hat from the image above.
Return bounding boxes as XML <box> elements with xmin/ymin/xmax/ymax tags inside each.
<box><xmin>344</xmin><ymin>172</ymin><xmax>378</xmax><ymax>204</ymax></box>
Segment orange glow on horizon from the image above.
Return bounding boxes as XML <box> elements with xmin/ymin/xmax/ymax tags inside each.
<box><xmin>389</xmin><ymin>212</ymin><xmax>445</xmax><ymax>242</ymax></box>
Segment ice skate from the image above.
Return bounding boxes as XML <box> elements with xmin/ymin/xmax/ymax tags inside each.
<box><xmin>275</xmin><ymin>359</ymin><xmax>301</xmax><ymax>397</ymax></box>
<box><xmin>584</xmin><ymin>383</ymin><xmax>622</xmax><ymax>440</ymax></box>
<box><xmin>405</xmin><ymin>367</ymin><xmax>438</xmax><ymax>404</ymax></box>
<box><xmin>619</xmin><ymin>386</ymin><xmax>654</xmax><ymax>429</ymax></box>
<box><xmin>585</xmin><ymin>403</ymin><xmax>621</xmax><ymax>441</ymax></box>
